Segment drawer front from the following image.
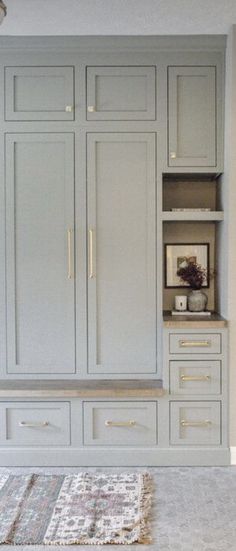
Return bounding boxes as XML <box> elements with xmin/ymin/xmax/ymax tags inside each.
<box><xmin>170</xmin><ymin>401</ymin><xmax>221</xmax><ymax>446</ymax></box>
<box><xmin>169</xmin><ymin>333</ymin><xmax>221</xmax><ymax>354</ymax></box>
<box><xmin>169</xmin><ymin>360</ymin><xmax>221</xmax><ymax>395</ymax></box>
<box><xmin>0</xmin><ymin>402</ymin><xmax>71</xmax><ymax>446</ymax></box>
<box><xmin>86</xmin><ymin>66</ymin><xmax>156</xmax><ymax>120</ymax></box>
<box><xmin>83</xmin><ymin>401</ymin><xmax>157</xmax><ymax>446</ymax></box>
<box><xmin>5</xmin><ymin>66</ymin><xmax>74</xmax><ymax>121</ymax></box>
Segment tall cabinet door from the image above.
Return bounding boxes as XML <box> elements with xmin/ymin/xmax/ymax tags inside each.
<box><xmin>168</xmin><ymin>66</ymin><xmax>216</xmax><ymax>167</ymax></box>
<box><xmin>5</xmin><ymin>133</ymin><xmax>76</xmax><ymax>375</ymax></box>
<box><xmin>87</xmin><ymin>133</ymin><xmax>157</xmax><ymax>376</ymax></box>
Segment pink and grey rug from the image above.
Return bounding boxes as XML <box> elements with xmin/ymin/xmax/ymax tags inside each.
<box><xmin>0</xmin><ymin>472</ymin><xmax>152</xmax><ymax>545</ymax></box>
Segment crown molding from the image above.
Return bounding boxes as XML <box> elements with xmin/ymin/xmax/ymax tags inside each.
<box><xmin>0</xmin><ymin>34</ymin><xmax>227</xmax><ymax>52</ymax></box>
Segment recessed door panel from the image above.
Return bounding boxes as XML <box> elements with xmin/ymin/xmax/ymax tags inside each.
<box><xmin>5</xmin><ymin>133</ymin><xmax>76</xmax><ymax>374</ymax></box>
<box><xmin>87</xmin><ymin>133</ymin><xmax>157</xmax><ymax>375</ymax></box>
<box><xmin>5</xmin><ymin>66</ymin><xmax>74</xmax><ymax>121</ymax></box>
<box><xmin>168</xmin><ymin>66</ymin><xmax>216</xmax><ymax>167</ymax></box>
<box><xmin>86</xmin><ymin>66</ymin><xmax>156</xmax><ymax>120</ymax></box>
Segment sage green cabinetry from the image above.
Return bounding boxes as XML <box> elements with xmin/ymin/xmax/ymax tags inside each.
<box><xmin>0</xmin><ymin>401</ymin><xmax>71</xmax><ymax>446</ymax></box>
<box><xmin>87</xmin><ymin>133</ymin><xmax>157</xmax><ymax>375</ymax></box>
<box><xmin>5</xmin><ymin>66</ymin><xmax>74</xmax><ymax>121</ymax></box>
<box><xmin>86</xmin><ymin>66</ymin><xmax>156</xmax><ymax>120</ymax></box>
<box><xmin>163</xmin><ymin>325</ymin><xmax>228</xmax><ymax>461</ymax></box>
<box><xmin>5</xmin><ymin>133</ymin><xmax>76</xmax><ymax>375</ymax></box>
<box><xmin>0</xmin><ymin>37</ymin><xmax>226</xmax><ymax>385</ymax></box>
<box><xmin>168</xmin><ymin>66</ymin><xmax>217</xmax><ymax>168</ymax></box>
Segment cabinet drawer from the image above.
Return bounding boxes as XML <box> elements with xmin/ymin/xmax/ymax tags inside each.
<box><xmin>86</xmin><ymin>66</ymin><xmax>156</xmax><ymax>120</ymax></box>
<box><xmin>83</xmin><ymin>401</ymin><xmax>157</xmax><ymax>446</ymax></box>
<box><xmin>170</xmin><ymin>401</ymin><xmax>221</xmax><ymax>446</ymax></box>
<box><xmin>169</xmin><ymin>333</ymin><xmax>221</xmax><ymax>354</ymax></box>
<box><xmin>5</xmin><ymin>66</ymin><xmax>74</xmax><ymax>121</ymax></box>
<box><xmin>0</xmin><ymin>402</ymin><xmax>70</xmax><ymax>446</ymax></box>
<box><xmin>170</xmin><ymin>360</ymin><xmax>221</xmax><ymax>395</ymax></box>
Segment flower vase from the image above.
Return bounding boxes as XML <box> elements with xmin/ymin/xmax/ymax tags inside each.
<box><xmin>188</xmin><ymin>289</ymin><xmax>208</xmax><ymax>312</ymax></box>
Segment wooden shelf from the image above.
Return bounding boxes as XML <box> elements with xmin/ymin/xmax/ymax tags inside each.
<box><xmin>163</xmin><ymin>311</ymin><xmax>227</xmax><ymax>328</ymax></box>
<box><xmin>0</xmin><ymin>380</ymin><xmax>165</xmax><ymax>398</ymax></box>
<box><xmin>162</xmin><ymin>211</ymin><xmax>224</xmax><ymax>222</ymax></box>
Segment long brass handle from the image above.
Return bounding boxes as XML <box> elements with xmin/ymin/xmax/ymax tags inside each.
<box><xmin>180</xmin><ymin>420</ymin><xmax>212</xmax><ymax>428</ymax></box>
<box><xmin>179</xmin><ymin>340</ymin><xmax>211</xmax><ymax>348</ymax></box>
<box><xmin>67</xmin><ymin>228</ymin><xmax>73</xmax><ymax>279</ymax></box>
<box><xmin>180</xmin><ymin>375</ymin><xmax>211</xmax><ymax>382</ymax></box>
<box><xmin>89</xmin><ymin>229</ymin><xmax>95</xmax><ymax>279</ymax></box>
<box><xmin>19</xmin><ymin>421</ymin><xmax>49</xmax><ymax>428</ymax></box>
<box><xmin>105</xmin><ymin>420</ymin><xmax>136</xmax><ymax>427</ymax></box>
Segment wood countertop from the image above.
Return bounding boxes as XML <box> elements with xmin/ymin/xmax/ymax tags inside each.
<box><xmin>163</xmin><ymin>311</ymin><xmax>227</xmax><ymax>328</ymax></box>
<box><xmin>0</xmin><ymin>380</ymin><xmax>165</xmax><ymax>398</ymax></box>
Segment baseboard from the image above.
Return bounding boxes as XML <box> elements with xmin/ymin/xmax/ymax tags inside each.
<box><xmin>230</xmin><ymin>447</ymin><xmax>236</xmax><ymax>464</ymax></box>
<box><xmin>0</xmin><ymin>447</ymin><xmax>231</xmax><ymax>467</ymax></box>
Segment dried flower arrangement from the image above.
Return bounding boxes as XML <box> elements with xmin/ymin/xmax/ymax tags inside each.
<box><xmin>177</xmin><ymin>260</ymin><xmax>207</xmax><ymax>290</ymax></box>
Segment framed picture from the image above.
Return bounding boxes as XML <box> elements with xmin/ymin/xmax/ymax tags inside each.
<box><xmin>164</xmin><ymin>243</ymin><xmax>210</xmax><ymax>288</ymax></box>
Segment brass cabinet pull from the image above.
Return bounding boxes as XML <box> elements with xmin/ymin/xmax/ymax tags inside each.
<box><xmin>179</xmin><ymin>340</ymin><xmax>211</xmax><ymax>348</ymax></box>
<box><xmin>89</xmin><ymin>229</ymin><xmax>95</xmax><ymax>279</ymax></box>
<box><xmin>65</xmin><ymin>105</ymin><xmax>73</xmax><ymax>112</ymax></box>
<box><xmin>67</xmin><ymin>228</ymin><xmax>73</xmax><ymax>279</ymax></box>
<box><xmin>105</xmin><ymin>420</ymin><xmax>136</xmax><ymax>427</ymax></box>
<box><xmin>19</xmin><ymin>421</ymin><xmax>49</xmax><ymax>428</ymax></box>
<box><xmin>180</xmin><ymin>419</ymin><xmax>212</xmax><ymax>428</ymax></box>
<box><xmin>88</xmin><ymin>105</ymin><xmax>96</xmax><ymax>112</ymax></box>
<box><xmin>180</xmin><ymin>375</ymin><xmax>211</xmax><ymax>382</ymax></box>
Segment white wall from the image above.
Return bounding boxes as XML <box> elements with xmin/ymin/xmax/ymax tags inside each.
<box><xmin>0</xmin><ymin>0</ymin><xmax>236</xmax><ymax>36</ymax></box>
<box><xmin>224</xmin><ymin>25</ymin><xmax>236</xmax><ymax>447</ymax></box>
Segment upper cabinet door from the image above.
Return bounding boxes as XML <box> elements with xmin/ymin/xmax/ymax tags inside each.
<box><xmin>5</xmin><ymin>133</ymin><xmax>76</xmax><ymax>375</ymax></box>
<box><xmin>168</xmin><ymin>66</ymin><xmax>216</xmax><ymax>167</ymax></box>
<box><xmin>5</xmin><ymin>67</ymin><xmax>74</xmax><ymax>121</ymax></box>
<box><xmin>87</xmin><ymin>133</ymin><xmax>157</xmax><ymax>376</ymax></box>
<box><xmin>86</xmin><ymin>66</ymin><xmax>156</xmax><ymax>120</ymax></box>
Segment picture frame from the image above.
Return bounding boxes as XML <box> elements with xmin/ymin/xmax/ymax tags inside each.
<box><xmin>164</xmin><ymin>243</ymin><xmax>210</xmax><ymax>288</ymax></box>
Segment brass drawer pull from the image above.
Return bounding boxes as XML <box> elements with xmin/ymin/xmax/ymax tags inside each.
<box><xmin>67</xmin><ymin>228</ymin><xmax>73</xmax><ymax>279</ymax></box>
<box><xmin>180</xmin><ymin>419</ymin><xmax>212</xmax><ymax>428</ymax></box>
<box><xmin>88</xmin><ymin>228</ymin><xmax>95</xmax><ymax>279</ymax></box>
<box><xmin>19</xmin><ymin>421</ymin><xmax>49</xmax><ymax>428</ymax></box>
<box><xmin>105</xmin><ymin>420</ymin><xmax>136</xmax><ymax>428</ymax></box>
<box><xmin>179</xmin><ymin>340</ymin><xmax>211</xmax><ymax>348</ymax></box>
<box><xmin>180</xmin><ymin>375</ymin><xmax>211</xmax><ymax>382</ymax></box>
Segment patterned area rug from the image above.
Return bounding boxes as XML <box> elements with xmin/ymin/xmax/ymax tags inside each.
<box><xmin>0</xmin><ymin>472</ymin><xmax>152</xmax><ymax>545</ymax></box>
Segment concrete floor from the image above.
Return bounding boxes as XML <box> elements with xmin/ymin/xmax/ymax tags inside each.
<box><xmin>0</xmin><ymin>466</ymin><xmax>236</xmax><ymax>551</ymax></box>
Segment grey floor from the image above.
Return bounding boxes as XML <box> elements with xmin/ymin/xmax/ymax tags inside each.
<box><xmin>0</xmin><ymin>466</ymin><xmax>236</xmax><ymax>551</ymax></box>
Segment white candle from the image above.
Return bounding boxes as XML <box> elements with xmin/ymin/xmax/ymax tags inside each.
<box><xmin>175</xmin><ymin>295</ymin><xmax>187</xmax><ymax>311</ymax></box>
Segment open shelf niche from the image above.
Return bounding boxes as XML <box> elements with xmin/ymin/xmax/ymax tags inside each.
<box><xmin>162</xmin><ymin>174</ymin><xmax>224</xmax><ymax>221</ymax></box>
<box><xmin>162</xmin><ymin>174</ymin><xmax>224</xmax><ymax>314</ymax></box>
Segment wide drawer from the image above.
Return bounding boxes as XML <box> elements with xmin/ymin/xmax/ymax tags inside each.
<box><xmin>83</xmin><ymin>401</ymin><xmax>157</xmax><ymax>446</ymax></box>
<box><xmin>169</xmin><ymin>333</ymin><xmax>221</xmax><ymax>354</ymax></box>
<box><xmin>170</xmin><ymin>401</ymin><xmax>221</xmax><ymax>446</ymax></box>
<box><xmin>169</xmin><ymin>360</ymin><xmax>221</xmax><ymax>395</ymax></box>
<box><xmin>0</xmin><ymin>402</ymin><xmax>70</xmax><ymax>446</ymax></box>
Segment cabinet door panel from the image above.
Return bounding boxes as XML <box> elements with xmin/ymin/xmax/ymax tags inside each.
<box><xmin>168</xmin><ymin>66</ymin><xmax>216</xmax><ymax>167</ymax></box>
<box><xmin>5</xmin><ymin>133</ymin><xmax>75</xmax><ymax>374</ymax></box>
<box><xmin>86</xmin><ymin>66</ymin><xmax>156</xmax><ymax>120</ymax></box>
<box><xmin>87</xmin><ymin>133</ymin><xmax>157</xmax><ymax>375</ymax></box>
<box><xmin>5</xmin><ymin>66</ymin><xmax>74</xmax><ymax>121</ymax></box>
